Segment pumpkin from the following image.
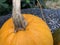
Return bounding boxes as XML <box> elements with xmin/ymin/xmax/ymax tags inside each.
<box><xmin>0</xmin><ymin>0</ymin><xmax>53</xmax><ymax>45</ymax></box>
<box><xmin>0</xmin><ymin>14</ymin><xmax>53</xmax><ymax>45</ymax></box>
<box><xmin>53</xmin><ymin>28</ymin><xmax>60</xmax><ymax>45</ymax></box>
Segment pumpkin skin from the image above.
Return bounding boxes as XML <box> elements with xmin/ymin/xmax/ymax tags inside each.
<box><xmin>0</xmin><ymin>14</ymin><xmax>53</xmax><ymax>45</ymax></box>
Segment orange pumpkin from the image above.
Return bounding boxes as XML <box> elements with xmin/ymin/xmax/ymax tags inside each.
<box><xmin>0</xmin><ymin>0</ymin><xmax>53</xmax><ymax>45</ymax></box>
<box><xmin>0</xmin><ymin>14</ymin><xmax>53</xmax><ymax>45</ymax></box>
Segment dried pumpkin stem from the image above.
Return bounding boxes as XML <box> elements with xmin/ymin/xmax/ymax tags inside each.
<box><xmin>12</xmin><ymin>0</ymin><xmax>27</xmax><ymax>32</ymax></box>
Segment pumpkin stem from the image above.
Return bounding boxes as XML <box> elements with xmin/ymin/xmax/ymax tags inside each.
<box><xmin>12</xmin><ymin>0</ymin><xmax>27</xmax><ymax>32</ymax></box>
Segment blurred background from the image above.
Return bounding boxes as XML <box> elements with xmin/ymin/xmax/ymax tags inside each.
<box><xmin>0</xmin><ymin>0</ymin><xmax>60</xmax><ymax>16</ymax></box>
